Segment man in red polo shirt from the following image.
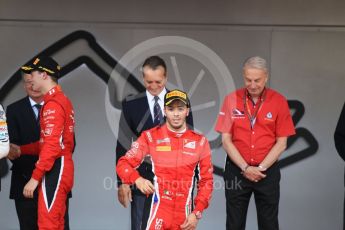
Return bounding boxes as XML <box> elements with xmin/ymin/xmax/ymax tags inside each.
<box><xmin>215</xmin><ymin>56</ymin><xmax>295</xmax><ymax>230</ymax></box>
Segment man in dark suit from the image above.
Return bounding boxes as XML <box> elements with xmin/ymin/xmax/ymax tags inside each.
<box><xmin>116</xmin><ymin>56</ymin><xmax>193</xmax><ymax>230</ymax></box>
<box><xmin>335</xmin><ymin>102</ymin><xmax>345</xmax><ymax>230</ymax></box>
<box><xmin>7</xmin><ymin>73</ymin><xmax>70</xmax><ymax>230</ymax></box>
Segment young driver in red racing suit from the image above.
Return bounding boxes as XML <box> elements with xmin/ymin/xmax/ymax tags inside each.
<box><xmin>117</xmin><ymin>89</ymin><xmax>213</xmax><ymax>230</ymax></box>
<box><xmin>16</xmin><ymin>56</ymin><xmax>75</xmax><ymax>230</ymax></box>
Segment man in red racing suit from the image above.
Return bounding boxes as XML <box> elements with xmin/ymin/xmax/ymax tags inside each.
<box><xmin>117</xmin><ymin>89</ymin><xmax>213</xmax><ymax>230</ymax></box>
<box><xmin>18</xmin><ymin>56</ymin><xmax>75</xmax><ymax>230</ymax></box>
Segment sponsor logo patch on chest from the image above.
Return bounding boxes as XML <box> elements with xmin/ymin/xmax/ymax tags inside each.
<box><xmin>156</xmin><ymin>138</ymin><xmax>170</xmax><ymax>144</ymax></box>
<box><xmin>183</xmin><ymin>139</ymin><xmax>196</xmax><ymax>149</ymax></box>
<box><xmin>156</xmin><ymin>145</ymin><xmax>171</xmax><ymax>151</ymax></box>
<box><xmin>264</xmin><ymin>112</ymin><xmax>274</xmax><ymax>121</ymax></box>
<box><xmin>183</xmin><ymin>139</ymin><xmax>197</xmax><ymax>156</ymax></box>
<box><xmin>232</xmin><ymin>108</ymin><xmax>245</xmax><ymax>118</ymax></box>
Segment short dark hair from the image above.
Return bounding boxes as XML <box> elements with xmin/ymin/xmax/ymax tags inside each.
<box><xmin>49</xmin><ymin>75</ymin><xmax>58</xmax><ymax>83</ymax></box>
<box><xmin>142</xmin><ymin>56</ymin><xmax>167</xmax><ymax>75</ymax></box>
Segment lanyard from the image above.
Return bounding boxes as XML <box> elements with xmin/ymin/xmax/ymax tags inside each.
<box><xmin>243</xmin><ymin>89</ymin><xmax>266</xmax><ymax>130</ymax></box>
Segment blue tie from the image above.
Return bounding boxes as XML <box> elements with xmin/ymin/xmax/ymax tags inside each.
<box><xmin>153</xmin><ymin>96</ymin><xmax>163</xmax><ymax>125</ymax></box>
<box><xmin>34</xmin><ymin>104</ymin><xmax>42</xmax><ymax>125</ymax></box>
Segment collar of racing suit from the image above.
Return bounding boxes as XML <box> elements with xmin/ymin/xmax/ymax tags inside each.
<box><xmin>160</xmin><ymin>124</ymin><xmax>191</xmax><ymax>139</ymax></box>
<box><xmin>44</xmin><ymin>85</ymin><xmax>62</xmax><ymax>101</ymax></box>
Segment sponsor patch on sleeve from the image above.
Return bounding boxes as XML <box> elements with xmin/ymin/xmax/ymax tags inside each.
<box><xmin>126</xmin><ymin>141</ymin><xmax>139</xmax><ymax>158</ymax></box>
<box><xmin>146</xmin><ymin>131</ymin><xmax>153</xmax><ymax>142</ymax></box>
<box><xmin>43</xmin><ymin>109</ymin><xmax>56</xmax><ymax>116</ymax></box>
<box><xmin>44</xmin><ymin>128</ymin><xmax>53</xmax><ymax>136</ymax></box>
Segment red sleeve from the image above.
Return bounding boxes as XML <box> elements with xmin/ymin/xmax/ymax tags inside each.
<box><xmin>215</xmin><ymin>95</ymin><xmax>233</xmax><ymax>134</ymax></box>
<box><xmin>116</xmin><ymin>132</ymin><xmax>149</xmax><ymax>185</ymax></box>
<box><xmin>276</xmin><ymin>98</ymin><xmax>296</xmax><ymax>137</ymax></box>
<box><xmin>20</xmin><ymin>142</ymin><xmax>39</xmax><ymax>155</ymax></box>
<box><xmin>194</xmin><ymin>137</ymin><xmax>213</xmax><ymax>213</ymax></box>
<box><xmin>31</xmin><ymin>101</ymin><xmax>65</xmax><ymax>181</ymax></box>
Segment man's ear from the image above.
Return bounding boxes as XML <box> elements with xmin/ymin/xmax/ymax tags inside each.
<box><xmin>265</xmin><ymin>73</ymin><xmax>269</xmax><ymax>83</ymax></box>
<box><xmin>42</xmin><ymin>72</ymin><xmax>48</xmax><ymax>80</ymax></box>
<box><xmin>163</xmin><ymin>75</ymin><xmax>168</xmax><ymax>85</ymax></box>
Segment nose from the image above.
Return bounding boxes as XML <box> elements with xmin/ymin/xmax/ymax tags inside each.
<box><xmin>150</xmin><ymin>85</ymin><xmax>159</xmax><ymax>93</ymax></box>
<box><xmin>152</xmin><ymin>82</ymin><xmax>160</xmax><ymax>88</ymax></box>
<box><xmin>173</xmin><ymin>110</ymin><xmax>179</xmax><ymax>116</ymax></box>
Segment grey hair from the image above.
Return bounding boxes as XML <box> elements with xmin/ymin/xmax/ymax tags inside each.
<box><xmin>243</xmin><ymin>56</ymin><xmax>268</xmax><ymax>72</ymax></box>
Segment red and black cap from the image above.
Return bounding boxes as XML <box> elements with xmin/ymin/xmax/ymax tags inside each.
<box><xmin>21</xmin><ymin>56</ymin><xmax>61</xmax><ymax>78</ymax></box>
<box><xmin>164</xmin><ymin>89</ymin><xmax>190</xmax><ymax>107</ymax></box>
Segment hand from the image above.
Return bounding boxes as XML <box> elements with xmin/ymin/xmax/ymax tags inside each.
<box><xmin>8</xmin><ymin>143</ymin><xmax>21</xmax><ymax>160</ymax></box>
<box><xmin>134</xmin><ymin>177</ymin><xmax>154</xmax><ymax>195</ymax></box>
<box><xmin>257</xmin><ymin>165</ymin><xmax>267</xmax><ymax>173</ymax></box>
<box><xmin>118</xmin><ymin>184</ymin><xmax>132</xmax><ymax>208</ymax></box>
<box><xmin>23</xmin><ymin>178</ymin><xmax>39</xmax><ymax>198</ymax></box>
<box><xmin>243</xmin><ymin>166</ymin><xmax>266</xmax><ymax>182</ymax></box>
<box><xmin>180</xmin><ymin>213</ymin><xmax>198</xmax><ymax>230</ymax></box>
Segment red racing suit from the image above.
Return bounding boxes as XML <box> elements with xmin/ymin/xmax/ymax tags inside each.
<box><xmin>117</xmin><ymin>124</ymin><xmax>213</xmax><ymax>230</ymax></box>
<box><xmin>21</xmin><ymin>85</ymin><xmax>75</xmax><ymax>230</ymax></box>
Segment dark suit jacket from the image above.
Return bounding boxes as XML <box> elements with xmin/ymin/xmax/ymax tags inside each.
<box><xmin>116</xmin><ymin>91</ymin><xmax>194</xmax><ymax>195</ymax></box>
<box><xmin>335</xmin><ymin>103</ymin><xmax>345</xmax><ymax>160</ymax></box>
<box><xmin>6</xmin><ymin>97</ymin><xmax>40</xmax><ymax>200</ymax></box>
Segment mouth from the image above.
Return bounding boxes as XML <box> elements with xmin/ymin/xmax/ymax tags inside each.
<box><xmin>248</xmin><ymin>89</ymin><xmax>258</xmax><ymax>94</ymax></box>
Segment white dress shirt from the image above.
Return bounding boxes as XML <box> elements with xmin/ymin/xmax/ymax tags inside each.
<box><xmin>29</xmin><ymin>97</ymin><xmax>44</xmax><ymax>119</ymax></box>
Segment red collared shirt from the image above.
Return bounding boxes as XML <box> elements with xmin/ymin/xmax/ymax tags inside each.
<box><xmin>215</xmin><ymin>88</ymin><xmax>295</xmax><ymax>165</ymax></box>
